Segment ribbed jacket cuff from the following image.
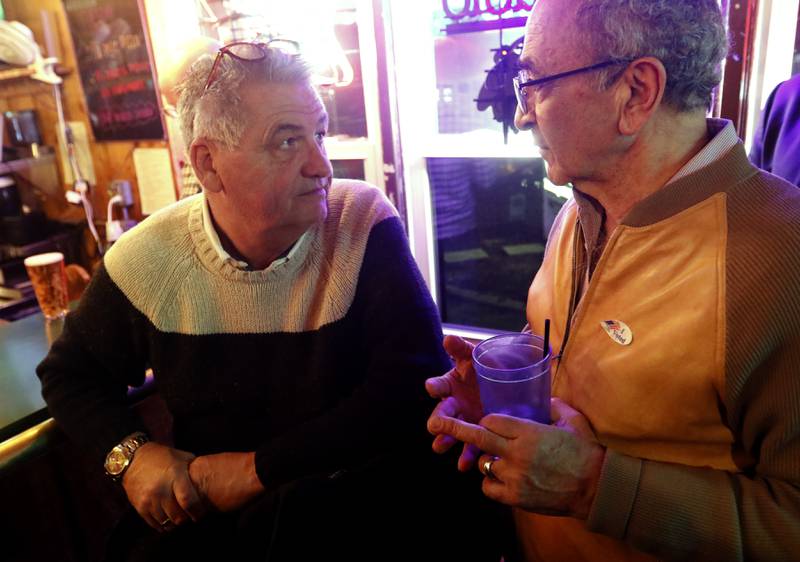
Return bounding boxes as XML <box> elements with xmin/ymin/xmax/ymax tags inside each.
<box><xmin>586</xmin><ymin>449</ymin><xmax>642</xmax><ymax>539</ymax></box>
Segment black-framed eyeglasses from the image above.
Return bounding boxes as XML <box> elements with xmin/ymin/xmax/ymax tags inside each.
<box><xmin>203</xmin><ymin>39</ymin><xmax>301</xmax><ymax>93</ymax></box>
<box><xmin>513</xmin><ymin>59</ymin><xmax>633</xmax><ymax>114</ymax></box>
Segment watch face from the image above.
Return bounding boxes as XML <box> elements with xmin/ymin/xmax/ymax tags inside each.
<box><xmin>105</xmin><ymin>447</ymin><xmax>129</xmax><ymax>475</ymax></box>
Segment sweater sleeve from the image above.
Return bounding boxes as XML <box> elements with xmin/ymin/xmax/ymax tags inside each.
<box><xmin>253</xmin><ymin>217</ymin><xmax>451</xmax><ymax>487</ymax></box>
<box><xmin>587</xmin><ymin>343</ymin><xmax>800</xmax><ymax>561</ymax></box>
<box><xmin>36</xmin><ymin>264</ymin><xmax>151</xmax><ymax>466</ymax></box>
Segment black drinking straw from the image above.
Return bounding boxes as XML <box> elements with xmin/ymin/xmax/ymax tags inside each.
<box><xmin>543</xmin><ymin>318</ymin><xmax>551</xmax><ymax>360</ymax></box>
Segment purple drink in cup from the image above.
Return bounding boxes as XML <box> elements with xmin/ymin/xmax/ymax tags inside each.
<box><xmin>473</xmin><ymin>333</ymin><xmax>551</xmax><ymax>424</ymax></box>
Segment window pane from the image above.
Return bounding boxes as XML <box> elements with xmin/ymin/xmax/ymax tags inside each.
<box><xmin>432</xmin><ymin>11</ymin><xmax>526</xmax><ymax>136</ymax></box>
<box><xmin>331</xmin><ymin>159</ymin><xmax>365</xmax><ymax>181</ymax></box>
<box><xmin>208</xmin><ymin>1</ymin><xmax>367</xmax><ymax>138</ymax></box>
<box><xmin>319</xmin><ymin>9</ymin><xmax>368</xmax><ymax>138</ymax></box>
<box><xmin>427</xmin><ymin>157</ymin><xmax>567</xmax><ymax>332</ymax></box>
<box><xmin>742</xmin><ymin>0</ymin><xmax>800</xmax><ymax>150</ymax></box>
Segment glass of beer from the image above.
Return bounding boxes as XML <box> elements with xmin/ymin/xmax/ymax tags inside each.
<box><xmin>24</xmin><ymin>252</ymin><xmax>70</xmax><ymax>321</ymax></box>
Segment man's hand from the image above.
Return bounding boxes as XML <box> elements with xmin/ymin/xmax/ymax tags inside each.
<box><xmin>122</xmin><ymin>442</ymin><xmax>206</xmax><ymax>531</ymax></box>
<box><xmin>428</xmin><ymin>398</ymin><xmax>606</xmax><ymax>519</ymax></box>
<box><xmin>426</xmin><ymin>335</ymin><xmax>484</xmax><ymax>470</ymax></box>
<box><xmin>188</xmin><ymin>452</ymin><xmax>265</xmax><ymax>513</ymax></box>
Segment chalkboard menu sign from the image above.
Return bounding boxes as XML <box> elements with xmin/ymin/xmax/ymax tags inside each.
<box><xmin>63</xmin><ymin>0</ymin><xmax>164</xmax><ymax>141</ymax></box>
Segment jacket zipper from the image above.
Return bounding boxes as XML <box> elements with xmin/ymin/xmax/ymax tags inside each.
<box><xmin>553</xmin><ymin>222</ymin><xmax>584</xmax><ymax>371</ymax></box>
<box><xmin>554</xmin><ymin>217</ymin><xmax>621</xmax><ymax>385</ymax></box>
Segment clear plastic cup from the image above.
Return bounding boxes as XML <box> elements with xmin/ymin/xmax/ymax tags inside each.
<box><xmin>473</xmin><ymin>333</ymin><xmax>551</xmax><ymax>424</ymax></box>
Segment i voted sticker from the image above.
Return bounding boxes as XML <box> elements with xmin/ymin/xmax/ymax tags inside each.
<box><xmin>600</xmin><ymin>320</ymin><xmax>633</xmax><ymax>346</ymax></box>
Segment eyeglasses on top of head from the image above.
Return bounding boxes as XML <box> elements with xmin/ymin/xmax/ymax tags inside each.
<box><xmin>203</xmin><ymin>39</ymin><xmax>301</xmax><ymax>93</ymax></box>
<box><xmin>512</xmin><ymin>58</ymin><xmax>634</xmax><ymax>114</ymax></box>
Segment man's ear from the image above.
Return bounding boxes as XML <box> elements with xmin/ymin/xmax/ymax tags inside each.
<box><xmin>616</xmin><ymin>57</ymin><xmax>666</xmax><ymax>136</ymax></box>
<box><xmin>190</xmin><ymin>138</ymin><xmax>223</xmax><ymax>193</ymax></box>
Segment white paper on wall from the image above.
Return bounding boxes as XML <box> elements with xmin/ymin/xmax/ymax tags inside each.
<box><xmin>132</xmin><ymin>147</ymin><xmax>176</xmax><ymax>215</ymax></box>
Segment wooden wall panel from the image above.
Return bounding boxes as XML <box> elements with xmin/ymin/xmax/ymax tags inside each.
<box><xmin>3</xmin><ymin>0</ymin><xmax>175</xmax><ymax>233</ymax></box>
<box><xmin>0</xmin><ymin>77</ymin><xmax>83</xmax><ymax>224</ymax></box>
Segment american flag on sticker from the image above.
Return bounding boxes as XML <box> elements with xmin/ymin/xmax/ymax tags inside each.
<box><xmin>600</xmin><ymin>319</ymin><xmax>633</xmax><ymax>346</ymax></box>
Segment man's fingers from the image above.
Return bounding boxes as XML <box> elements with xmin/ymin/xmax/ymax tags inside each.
<box><xmin>457</xmin><ymin>443</ymin><xmax>482</xmax><ymax>472</ymax></box>
<box><xmin>428</xmin><ymin>415</ymin><xmax>506</xmax><ymax>456</ymax></box>
<box><xmin>173</xmin><ymin>473</ymin><xmax>207</xmax><ymax>522</ymax></box>
<box><xmin>427</xmin><ymin>397</ymin><xmax>461</xmax><ymax>435</ymax></box>
<box><xmin>432</xmin><ymin>433</ymin><xmax>457</xmax><ymax>453</ymax></box>
<box><xmin>481</xmin><ymin>476</ymin><xmax>508</xmax><ymax>505</ymax></box>
<box><xmin>443</xmin><ymin>335</ymin><xmax>474</xmax><ymax>364</ymax></box>
<box><xmin>550</xmin><ymin>397</ymin><xmax>579</xmax><ymax>423</ymax></box>
<box><xmin>550</xmin><ymin>397</ymin><xmax>596</xmax><ymax>439</ymax></box>
<box><xmin>425</xmin><ymin>373</ymin><xmax>453</xmax><ymax>398</ymax></box>
<box><xmin>480</xmin><ymin>413</ymin><xmax>541</xmax><ymax>438</ymax></box>
<box><xmin>141</xmin><ymin>510</ymin><xmax>164</xmax><ymax>532</ymax></box>
<box><xmin>162</xmin><ymin>500</ymin><xmax>190</xmax><ymax>528</ymax></box>
<box><xmin>130</xmin><ymin>492</ymin><xmax>171</xmax><ymax>531</ymax></box>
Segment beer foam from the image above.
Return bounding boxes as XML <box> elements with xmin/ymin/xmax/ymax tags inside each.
<box><xmin>24</xmin><ymin>252</ymin><xmax>64</xmax><ymax>267</ymax></box>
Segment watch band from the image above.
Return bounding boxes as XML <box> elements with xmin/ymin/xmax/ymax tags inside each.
<box><xmin>120</xmin><ymin>432</ymin><xmax>149</xmax><ymax>455</ymax></box>
<box><xmin>104</xmin><ymin>431</ymin><xmax>150</xmax><ymax>481</ymax></box>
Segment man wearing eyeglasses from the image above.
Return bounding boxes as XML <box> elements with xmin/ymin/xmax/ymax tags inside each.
<box><xmin>428</xmin><ymin>0</ymin><xmax>800</xmax><ymax>560</ymax></box>
<box><xmin>38</xmin><ymin>42</ymin><xmax>502</xmax><ymax>560</ymax></box>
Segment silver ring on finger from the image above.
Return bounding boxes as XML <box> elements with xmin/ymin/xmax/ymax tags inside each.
<box><xmin>482</xmin><ymin>456</ymin><xmax>500</xmax><ymax>480</ymax></box>
<box><xmin>159</xmin><ymin>517</ymin><xmax>172</xmax><ymax>527</ymax></box>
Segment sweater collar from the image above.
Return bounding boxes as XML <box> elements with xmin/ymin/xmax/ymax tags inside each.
<box><xmin>665</xmin><ymin>118</ymin><xmax>739</xmax><ymax>185</ymax></box>
<box><xmin>189</xmin><ymin>196</ymin><xmax>318</xmax><ymax>281</ymax></box>
<box><xmin>200</xmin><ymin>192</ymin><xmax>309</xmax><ymax>272</ymax></box>
<box><xmin>573</xmin><ymin>119</ymin><xmax>755</xmax><ymax>229</ymax></box>
<box><xmin>623</xmin><ymin>138</ymin><xmax>757</xmax><ymax>228</ymax></box>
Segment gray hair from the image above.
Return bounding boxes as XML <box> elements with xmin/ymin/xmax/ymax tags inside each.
<box><xmin>576</xmin><ymin>0</ymin><xmax>729</xmax><ymax>112</ymax></box>
<box><xmin>175</xmin><ymin>46</ymin><xmax>312</xmax><ymax>148</ymax></box>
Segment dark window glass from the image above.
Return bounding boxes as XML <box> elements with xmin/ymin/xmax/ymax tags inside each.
<box><xmin>331</xmin><ymin>159</ymin><xmax>365</xmax><ymax>181</ymax></box>
<box><xmin>427</xmin><ymin>157</ymin><xmax>567</xmax><ymax>332</ymax></box>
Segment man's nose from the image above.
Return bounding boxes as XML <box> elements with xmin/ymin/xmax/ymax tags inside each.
<box><xmin>514</xmin><ymin>103</ymin><xmax>536</xmax><ymax>131</ymax></box>
<box><xmin>303</xmin><ymin>139</ymin><xmax>333</xmax><ymax>178</ymax></box>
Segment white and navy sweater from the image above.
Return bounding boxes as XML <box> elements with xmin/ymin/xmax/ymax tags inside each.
<box><xmin>37</xmin><ymin>180</ymin><xmax>450</xmax><ymax>489</ymax></box>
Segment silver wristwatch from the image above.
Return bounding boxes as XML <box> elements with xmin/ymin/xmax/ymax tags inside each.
<box><xmin>103</xmin><ymin>431</ymin><xmax>149</xmax><ymax>481</ymax></box>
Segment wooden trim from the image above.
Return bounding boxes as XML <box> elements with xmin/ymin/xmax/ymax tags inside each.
<box><xmin>719</xmin><ymin>0</ymin><xmax>760</xmax><ymax>138</ymax></box>
<box><xmin>794</xmin><ymin>3</ymin><xmax>800</xmax><ymax>75</ymax></box>
<box><xmin>372</xmin><ymin>0</ymin><xmax>406</xmax><ymax>226</ymax></box>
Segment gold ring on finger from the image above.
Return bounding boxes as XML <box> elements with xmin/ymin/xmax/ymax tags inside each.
<box><xmin>482</xmin><ymin>456</ymin><xmax>499</xmax><ymax>480</ymax></box>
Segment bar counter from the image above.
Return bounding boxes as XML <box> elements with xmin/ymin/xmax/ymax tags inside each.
<box><xmin>0</xmin><ymin>312</ymin><xmax>168</xmax><ymax>561</ymax></box>
<box><xmin>0</xmin><ymin>312</ymin><xmax>160</xmax><ymax>468</ymax></box>
<box><xmin>0</xmin><ymin>313</ymin><xmax>51</xmax><ymax>445</ymax></box>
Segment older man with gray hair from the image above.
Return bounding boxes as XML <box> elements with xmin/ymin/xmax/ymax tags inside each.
<box><xmin>38</xmin><ymin>41</ymin><xmax>502</xmax><ymax>560</ymax></box>
<box><xmin>428</xmin><ymin>0</ymin><xmax>800</xmax><ymax>560</ymax></box>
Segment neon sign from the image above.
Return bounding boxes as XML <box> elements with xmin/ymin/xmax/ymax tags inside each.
<box><xmin>442</xmin><ymin>0</ymin><xmax>535</xmax><ymax>21</ymax></box>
